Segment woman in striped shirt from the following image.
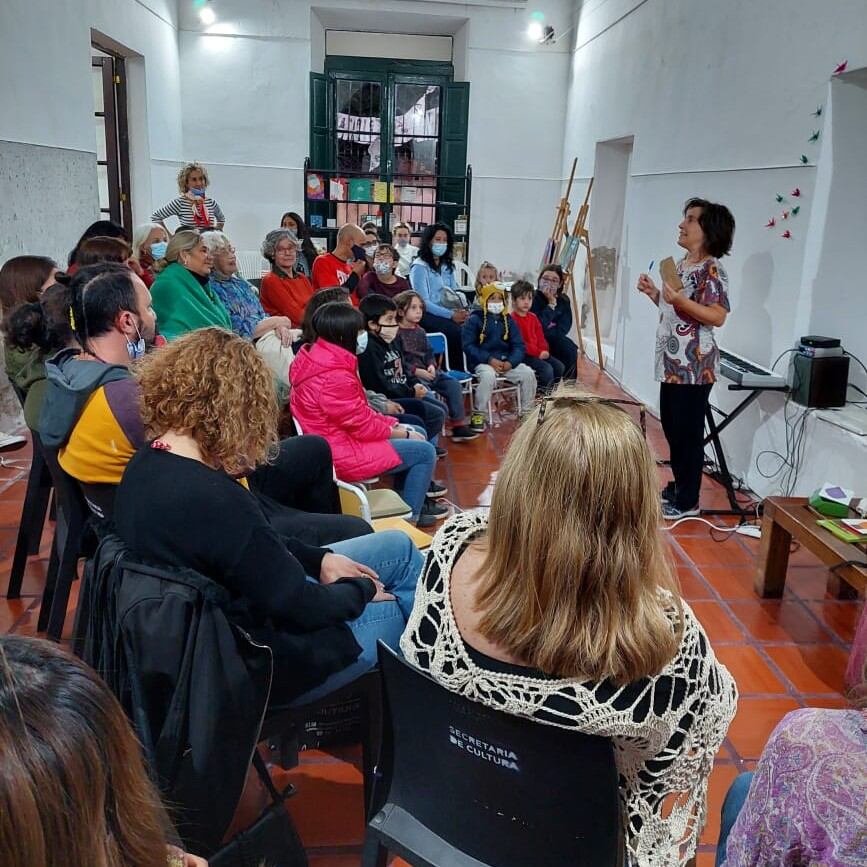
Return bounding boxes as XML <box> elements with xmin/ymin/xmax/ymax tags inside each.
<box><xmin>151</xmin><ymin>162</ymin><xmax>225</xmax><ymax>231</ymax></box>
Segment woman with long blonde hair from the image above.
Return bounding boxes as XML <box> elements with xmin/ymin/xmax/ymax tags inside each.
<box><xmin>401</xmin><ymin>386</ymin><xmax>737</xmax><ymax>867</ymax></box>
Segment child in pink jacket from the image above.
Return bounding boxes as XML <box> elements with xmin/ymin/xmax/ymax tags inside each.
<box><xmin>289</xmin><ymin>301</ymin><xmax>446</xmax><ymax>528</ymax></box>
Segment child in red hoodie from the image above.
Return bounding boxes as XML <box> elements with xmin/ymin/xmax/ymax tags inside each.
<box><xmin>510</xmin><ymin>280</ymin><xmax>564</xmax><ymax>391</ymax></box>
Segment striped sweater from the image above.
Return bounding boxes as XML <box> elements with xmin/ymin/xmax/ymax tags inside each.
<box><xmin>151</xmin><ymin>195</ymin><xmax>225</xmax><ymax>228</ymax></box>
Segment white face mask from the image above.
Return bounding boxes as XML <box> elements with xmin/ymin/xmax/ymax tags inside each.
<box><xmin>378</xmin><ymin>323</ymin><xmax>400</xmax><ymax>344</ymax></box>
<box><xmin>364</xmin><ymin>244</ymin><xmax>378</xmax><ymax>257</ymax></box>
<box><xmin>374</xmin><ymin>261</ymin><xmax>392</xmax><ymax>275</ymax></box>
<box><xmin>487</xmin><ymin>302</ymin><xmax>504</xmax><ymax>315</ymax></box>
<box><xmin>395</xmin><ymin>238</ymin><xmax>409</xmax><ymax>248</ymax></box>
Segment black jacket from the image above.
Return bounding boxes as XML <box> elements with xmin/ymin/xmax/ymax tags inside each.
<box><xmin>81</xmin><ymin>529</ymin><xmax>272</xmax><ymax>855</ymax></box>
<box><xmin>357</xmin><ymin>332</ymin><xmax>416</xmax><ymax>399</ymax></box>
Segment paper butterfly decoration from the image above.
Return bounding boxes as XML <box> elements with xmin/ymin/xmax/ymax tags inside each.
<box><xmin>813</xmin><ymin>106</ymin><xmax>823</xmax><ymax>117</ymax></box>
<box><xmin>775</xmin><ymin>194</ymin><xmax>785</xmax><ymax>203</ymax></box>
<box><xmin>832</xmin><ymin>60</ymin><xmax>848</xmax><ymax>75</ymax></box>
<box><xmin>791</xmin><ymin>206</ymin><xmax>800</xmax><ymax>216</ymax></box>
<box><xmin>781</xmin><ymin>230</ymin><xmax>792</xmax><ymax>239</ymax></box>
<box><xmin>800</xmin><ymin>155</ymin><xmax>809</xmax><ymax>164</ymax></box>
<box><xmin>791</xmin><ymin>188</ymin><xmax>801</xmax><ymax>197</ymax></box>
<box><xmin>765</xmin><ymin>218</ymin><xmax>776</xmax><ymax>228</ymax></box>
<box><xmin>808</xmin><ymin>131</ymin><xmax>820</xmax><ymax>142</ymax></box>
<box><xmin>782</xmin><ymin>211</ymin><xmax>790</xmax><ymax>220</ymax></box>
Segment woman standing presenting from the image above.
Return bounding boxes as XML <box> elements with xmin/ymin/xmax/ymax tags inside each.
<box><xmin>637</xmin><ymin>197</ymin><xmax>735</xmax><ymax>519</ymax></box>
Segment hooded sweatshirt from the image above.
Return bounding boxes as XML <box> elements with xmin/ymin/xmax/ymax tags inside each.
<box><xmin>5</xmin><ymin>344</ymin><xmax>50</xmax><ymax>430</ymax></box>
<box><xmin>357</xmin><ymin>332</ymin><xmax>415</xmax><ymax>399</ymax></box>
<box><xmin>289</xmin><ymin>339</ymin><xmax>400</xmax><ymax>482</ymax></box>
<box><xmin>38</xmin><ymin>349</ymin><xmax>132</xmax><ymax>449</ymax></box>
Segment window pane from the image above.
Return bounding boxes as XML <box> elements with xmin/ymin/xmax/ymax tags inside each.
<box><xmin>394</xmin><ymin>138</ymin><xmax>438</xmax><ymax>176</ymax></box>
<box><xmin>91</xmin><ymin>66</ymin><xmax>104</xmax><ymax>112</ymax></box>
<box><xmin>334</xmin><ymin>79</ymin><xmax>381</xmax><ymax>172</ymax></box>
<box><xmin>94</xmin><ymin>115</ymin><xmax>107</xmax><ymax>162</ymax></box>
<box><xmin>96</xmin><ymin>163</ymin><xmax>110</xmax><ymax>212</ymax></box>
<box><xmin>393</xmin><ymin>84</ymin><xmax>440</xmax><ymax>176</ymax></box>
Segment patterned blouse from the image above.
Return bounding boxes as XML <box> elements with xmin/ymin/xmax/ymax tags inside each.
<box><xmin>724</xmin><ymin>708</ymin><xmax>867</xmax><ymax>866</ymax></box>
<box><xmin>207</xmin><ymin>273</ymin><xmax>266</xmax><ymax>340</ymax></box>
<box><xmin>151</xmin><ymin>195</ymin><xmax>225</xmax><ymax>228</ymax></box>
<box><xmin>400</xmin><ymin>511</ymin><xmax>738</xmax><ymax>867</ymax></box>
<box><xmin>654</xmin><ymin>257</ymin><xmax>730</xmax><ymax>384</ymax></box>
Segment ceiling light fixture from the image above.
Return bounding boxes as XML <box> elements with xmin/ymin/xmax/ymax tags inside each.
<box><xmin>527</xmin><ymin>10</ymin><xmax>545</xmax><ymax>41</ymax></box>
<box><xmin>199</xmin><ymin>2</ymin><xmax>216</xmax><ymax>25</ymax></box>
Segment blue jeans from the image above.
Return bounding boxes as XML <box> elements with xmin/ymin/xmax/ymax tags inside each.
<box><xmin>428</xmin><ymin>371</ymin><xmax>467</xmax><ymax>422</ymax></box>
<box><xmin>384</xmin><ymin>437</ymin><xmax>436</xmax><ymax>519</ymax></box>
<box><xmin>289</xmin><ymin>530</ymin><xmax>423</xmax><ymax>706</ymax></box>
<box><xmin>715</xmin><ymin>772</ymin><xmax>754</xmax><ymax>866</ymax></box>
<box><xmin>394</xmin><ymin>397</ymin><xmax>445</xmax><ymax>444</ymax></box>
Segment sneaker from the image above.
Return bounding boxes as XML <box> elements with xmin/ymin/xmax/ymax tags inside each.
<box><xmin>435</xmin><ymin>445</ymin><xmax>447</xmax><ymax>459</ymax></box>
<box><xmin>416</xmin><ymin>500</ymin><xmax>449</xmax><ymax>528</ymax></box>
<box><xmin>0</xmin><ymin>432</ymin><xmax>26</xmax><ymax>452</ymax></box>
<box><xmin>661</xmin><ymin>501</ymin><xmax>700</xmax><ymax>520</ymax></box>
<box><xmin>451</xmin><ymin>425</ymin><xmax>479</xmax><ymax>442</ymax></box>
<box><xmin>426</xmin><ymin>480</ymin><xmax>448</xmax><ymax>499</ymax></box>
<box><xmin>470</xmin><ymin>412</ymin><xmax>486</xmax><ymax>433</ymax></box>
<box><xmin>661</xmin><ymin>482</ymin><xmax>677</xmax><ymax>504</ymax></box>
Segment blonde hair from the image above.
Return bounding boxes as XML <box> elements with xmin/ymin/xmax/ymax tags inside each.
<box><xmin>135</xmin><ymin>328</ymin><xmax>279</xmax><ymax>476</ymax></box>
<box><xmin>153</xmin><ymin>229</ymin><xmax>201</xmax><ymax>273</ymax></box>
<box><xmin>474</xmin><ymin>385</ymin><xmax>682</xmax><ymax>684</ymax></box>
<box><xmin>176</xmin><ymin>161</ymin><xmax>210</xmax><ymax>194</ymax></box>
<box><xmin>475</xmin><ymin>260</ymin><xmax>498</xmax><ymax>290</ymax></box>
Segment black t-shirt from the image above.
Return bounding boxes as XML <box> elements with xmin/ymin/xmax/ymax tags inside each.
<box><xmin>115</xmin><ymin>446</ymin><xmax>377</xmax><ymax>701</ymax></box>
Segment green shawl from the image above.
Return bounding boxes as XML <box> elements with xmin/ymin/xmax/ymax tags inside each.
<box><xmin>150</xmin><ymin>262</ymin><xmax>232</xmax><ymax>341</ymax></box>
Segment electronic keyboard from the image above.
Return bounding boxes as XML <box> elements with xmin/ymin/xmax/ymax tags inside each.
<box><xmin>719</xmin><ymin>349</ymin><xmax>787</xmax><ymax>389</ymax></box>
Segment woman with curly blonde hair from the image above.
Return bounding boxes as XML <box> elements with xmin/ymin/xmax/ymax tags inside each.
<box><xmin>151</xmin><ymin>162</ymin><xmax>225</xmax><ymax>231</ymax></box>
<box><xmin>115</xmin><ymin>327</ymin><xmax>423</xmax><ymax>706</ymax></box>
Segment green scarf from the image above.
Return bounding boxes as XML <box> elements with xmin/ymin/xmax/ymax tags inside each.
<box><xmin>150</xmin><ymin>262</ymin><xmax>232</xmax><ymax>341</ymax></box>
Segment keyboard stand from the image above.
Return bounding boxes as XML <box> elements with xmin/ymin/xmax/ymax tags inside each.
<box><xmin>701</xmin><ymin>383</ymin><xmax>789</xmax><ymax>519</ymax></box>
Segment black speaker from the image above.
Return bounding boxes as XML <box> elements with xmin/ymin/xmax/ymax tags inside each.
<box><xmin>791</xmin><ymin>353</ymin><xmax>849</xmax><ymax>408</ymax></box>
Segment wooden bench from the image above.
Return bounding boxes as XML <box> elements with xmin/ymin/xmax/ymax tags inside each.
<box><xmin>756</xmin><ymin>496</ymin><xmax>867</xmax><ymax>599</ymax></box>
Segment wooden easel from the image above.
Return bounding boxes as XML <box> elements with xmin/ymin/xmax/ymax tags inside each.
<box><xmin>543</xmin><ymin>162</ymin><xmax>604</xmax><ymax>370</ymax></box>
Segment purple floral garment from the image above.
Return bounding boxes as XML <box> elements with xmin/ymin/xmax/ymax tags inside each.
<box><xmin>725</xmin><ymin>708</ymin><xmax>867</xmax><ymax>866</ymax></box>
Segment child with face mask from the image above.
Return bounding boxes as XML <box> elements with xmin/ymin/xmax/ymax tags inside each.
<box><xmin>462</xmin><ymin>284</ymin><xmax>537</xmax><ymax>432</ymax></box>
<box><xmin>357</xmin><ymin>294</ymin><xmax>451</xmax><ymax>476</ymax></box>
<box><xmin>392</xmin><ymin>222</ymin><xmax>419</xmax><ymax>278</ymax></box>
<box><xmin>357</xmin><ymin>244</ymin><xmax>410</xmax><ymax>300</ymax></box>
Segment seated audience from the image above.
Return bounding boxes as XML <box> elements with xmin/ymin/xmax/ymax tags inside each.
<box><xmin>311</xmin><ymin>223</ymin><xmax>366</xmax><ymax>296</ymax></box>
<box><xmin>75</xmin><ymin>235</ymin><xmax>131</xmax><ymax>268</ymax></box>
<box><xmin>462</xmin><ymin>283</ymin><xmax>536</xmax><ymax>432</ymax></box>
<box><xmin>717</xmin><ymin>658</ymin><xmax>867</xmax><ymax>865</ymax></box>
<box><xmin>401</xmin><ymin>388</ymin><xmax>738</xmax><ymax>865</ymax></box>
<box><xmin>300</xmin><ymin>288</ymin><xmax>430</xmax><ymax>435</ymax></box>
<box><xmin>395</xmin><ymin>290</ymin><xmax>478</xmax><ymax>441</ymax></box>
<box><xmin>510</xmin><ymin>279</ymin><xmax>564</xmax><ymax>391</ymax></box>
<box><xmin>409</xmin><ymin>222</ymin><xmax>467</xmax><ymax>371</ymax></box>
<box><xmin>358</xmin><ymin>243</ymin><xmax>409</xmax><ymax>300</ymax></box>
<box><xmin>152</xmin><ymin>161</ymin><xmax>225</xmax><ymax>231</ymax></box>
<box><xmin>38</xmin><ymin>263</ymin><xmax>367</xmax><ymax>545</ymax></box>
<box><xmin>0</xmin><ymin>635</ymin><xmax>206</xmax><ymax>867</ymax></box>
<box><xmin>130</xmin><ymin>222</ymin><xmax>169</xmax><ymax>287</ymax></box>
<box><xmin>474</xmin><ymin>260</ymin><xmax>499</xmax><ymax>293</ymax></box>
<box><xmin>357</xmin><ymin>293</ymin><xmax>449</xmax><ymax>459</ymax></box>
<box><xmin>66</xmin><ymin>220</ymin><xmax>128</xmax><ymax>271</ymax></box>
<box><xmin>392</xmin><ymin>221</ymin><xmax>418</xmax><ymax>278</ymax></box>
<box><xmin>115</xmin><ymin>327</ymin><xmax>422</xmax><ymax>705</ymax></box>
<box><xmin>203</xmin><ymin>231</ymin><xmax>292</xmax><ymax>342</ymax></box>
<box><xmin>532</xmin><ymin>264</ymin><xmax>578</xmax><ymax>378</ymax></box>
<box><xmin>2</xmin><ymin>282</ymin><xmax>74</xmax><ymax>428</ymax></box>
<box><xmin>150</xmin><ymin>230</ymin><xmax>231</xmax><ymax>340</ymax></box>
<box><xmin>259</xmin><ymin>229</ymin><xmax>316</xmax><ymax>325</ymax></box>
<box><xmin>280</xmin><ymin>211</ymin><xmax>318</xmax><ymax>276</ymax></box>
<box><xmin>289</xmin><ymin>301</ymin><xmax>445</xmax><ymax>528</ymax></box>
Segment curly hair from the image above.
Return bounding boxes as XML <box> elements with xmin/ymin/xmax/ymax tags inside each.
<box><xmin>176</xmin><ymin>162</ymin><xmax>210</xmax><ymax>194</ymax></box>
<box><xmin>135</xmin><ymin>328</ymin><xmax>279</xmax><ymax>476</ymax></box>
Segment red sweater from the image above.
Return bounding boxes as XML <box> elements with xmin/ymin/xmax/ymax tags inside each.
<box><xmin>510</xmin><ymin>311</ymin><xmax>549</xmax><ymax>358</ymax></box>
<box><xmin>259</xmin><ymin>270</ymin><xmax>315</xmax><ymax>325</ymax></box>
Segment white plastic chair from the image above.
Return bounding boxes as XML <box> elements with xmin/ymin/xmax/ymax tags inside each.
<box><xmin>453</xmin><ymin>260</ymin><xmax>474</xmax><ymax>291</ymax></box>
<box><xmin>236</xmin><ymin>250</ymin><xmax>269</xmax><ymax>281</ymax></box>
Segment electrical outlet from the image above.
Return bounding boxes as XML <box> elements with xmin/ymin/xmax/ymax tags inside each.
<box><xmin>735</xmin><ymin>525</ymin><xmax>762</xmax><ymax>539</ymax></box>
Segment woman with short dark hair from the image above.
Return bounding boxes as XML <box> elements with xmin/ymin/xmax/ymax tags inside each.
<box><xmin>530</xmin><ymin>263</ymin><xmax>578</xmax><ymax>379</ymax></box>
<box><xmin>637</xmin><ymin>197</ymin><xmax>735</xmax><ymax>519</ymax></box>
<box><xmin>280</xmin><ymin>211</ymin><xmax>318</xmax><ymax>275</ymax></box>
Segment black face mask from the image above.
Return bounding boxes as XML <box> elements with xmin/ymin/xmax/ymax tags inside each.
<box><xmin>351</xmin><ymin>244</ymin><xmax>367</xmax><ymax>262</ymax></box>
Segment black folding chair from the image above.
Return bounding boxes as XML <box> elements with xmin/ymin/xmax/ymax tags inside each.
<box><xmin>363</xmin><ymin>643</ymin><xmax>624</xmax><ymax>867</ymax></box>
<box><xmin>6</xmin><ymin>431</ymin><xmax>52</xmax><ymax>598</ymax></box>
<box><xmin>38</xmin><ymin>446</ymin><xmax>91</xmax><ymax>640</ymax></box>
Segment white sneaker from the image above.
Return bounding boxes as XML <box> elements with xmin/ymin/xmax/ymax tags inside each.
<box><xmin>0</xmin><ymin>432</ymin><xmax>26</xmax><ymax>451</ymax></box>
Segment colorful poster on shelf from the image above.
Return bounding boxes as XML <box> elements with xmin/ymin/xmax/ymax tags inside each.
<box><xmin>348</xmin><ymin>179</ymin><xmax>372</xmax><ymax>202</ymax></box>
<box><xmin>306</xmin><ymin>173</ymin><xmax>325</xmax><ymax>200</ymax></box>
<box><xmin>329</xmin><ymin>177</ymin><xmax>347</xmax><ymax>201</ymax></box>
<box><xmin>309</xmin><ymin>215</ymin><xmax>324</xmax><ymax>228</ymax></box>
<box><xmin>372</xmin><ymin>181</ymin><xmax>391</xmax><ymax>203</ymax></box>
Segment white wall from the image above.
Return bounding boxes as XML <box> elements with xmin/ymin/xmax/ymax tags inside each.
<box><xmin>175</xmin><ymin>0</ymin><xmax>575</xmax><ymax>270</ymax></box>
<box><xmin>562</xmin><ymin>0</ymin><xmax>867</xmax><ymax>497</ymax></box>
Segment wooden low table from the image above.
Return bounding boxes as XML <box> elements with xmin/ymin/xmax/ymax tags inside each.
<box><xmin>756</xmin><ymin>497</ymin><xmax>867</xmax><ymax>598</ymax></box>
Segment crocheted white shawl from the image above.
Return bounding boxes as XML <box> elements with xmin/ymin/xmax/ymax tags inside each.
<box><xmin>400</xmin><ymin>511</ymin><xmax>738</xmax><ymax>867</ymax></box>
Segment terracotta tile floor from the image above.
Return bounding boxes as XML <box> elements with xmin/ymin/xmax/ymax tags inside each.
<box><xmin>1</xmin><ymin>357</ymin><xmax>862</xmax><ymax>866</ymax></box>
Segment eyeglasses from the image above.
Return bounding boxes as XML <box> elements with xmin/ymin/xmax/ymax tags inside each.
<box><xmin>536</xmin><ymin>395</ymin><xmax>647</xmax><ymax>440</ymax></box>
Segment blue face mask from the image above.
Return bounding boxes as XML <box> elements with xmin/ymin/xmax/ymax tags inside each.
<box><xmin>126</xmin><ymin>321</ymin><xmax>146</xmax><ymax>361</ymax></box>
<box><xmin>190</xmin><ymin>187</ymin><xmax>206</xmax><ymax>197</ymax></box>
<box><xmin>431</xmin><ymin>242</ymin><xmax>448</xmax><ymax>257</ymax></box>
<box><xmin>355</xmin><ymin>331</ymin><xmax>369</xmax><ymax>355</ymax></box>
<box><xmin>150</xmin><ymin>240</ymin><xmax>168</xmax><ymax>260</ymax></box>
